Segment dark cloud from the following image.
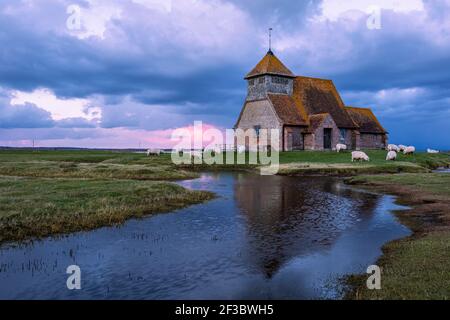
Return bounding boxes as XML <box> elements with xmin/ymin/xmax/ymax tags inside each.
<box><xmin>227</xmin><ymin>0</ymin><xmax>321</xmax><ymax>29</ymax></box>
<box><xmin>0</xmin><ymin>102</ymin><xmax>54</xmax><ymax>129</ymax></box>
<box><xmin>55</xmin><ymin>117</ymin><xmax>97</xmax><ymax>128</ymax></box>
<box><xmin>0</xmin><ymin>0</ymin><xmax>449</xmax><ymax>148</ymax></box>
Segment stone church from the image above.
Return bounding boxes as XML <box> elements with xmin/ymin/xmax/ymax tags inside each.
<box><xmin>235</xmin><ymin>50</ymin><xmax>388</xmax><ymax>151</ymax></box>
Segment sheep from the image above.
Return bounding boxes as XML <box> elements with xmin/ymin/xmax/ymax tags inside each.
<box><xmin>352</xmin><ymin>151</ymin><xmax>370</xmax><ymax>162</ymax></box>
<box><xmin>336</xmin><ymin>144</ymin><xmax>347</xmax><ymax>153</ymax></box>
<box><xmin>398</xmin><ymin>145</ymin><xmax>407</xmax><ymax>152</ymax></box>
<box><xmin>403</xmin><ymin>146</ymin><xmax>416</xmax><ymax>155</ymax></box>
<box><xmin>386</xmin><ymin>151</ymin><xmax>397</xmax><ymax>161</ymax></box>
<box><xmin>387</xmin><ymin>144</ymin><xmax>400</xmax><ymax>152</ymax></box>
<box><xmin>147</xmin><ymin>148</ymin><xmax>161</xmax><ymax>156</ymax></box>
<box><xmin>427</xmin><ymin>148</ymin><xmax>440</xmax><ymax>154</ymax></box>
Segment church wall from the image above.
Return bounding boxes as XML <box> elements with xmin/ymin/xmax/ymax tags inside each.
<box><xmin>309</xmin><ymin>116</ymin><xmax>340</xmax><ymax>150</ymax></box>
<box><xmin>283</xmin><ymin>126</ymin><xmax>306</xmax><ymax>151</ymax></box>
<box><xmin>351</xmin><ymin>130</ymin><xmax>361</xmax><ymax>150</ymax></box>
<box><xmin>235</xmin><ymin>100</ymin><xmax>283</xmax><ymax>151</ymax></box>
<box><xmin>304</xmin><ymin>134</ymin><xmax>315</xmax><ymax>150</ymax></box>
<box><xmin>360</xmin><ymin>133</ymin><xmax>387</xmax><ymax>149</ymax></box>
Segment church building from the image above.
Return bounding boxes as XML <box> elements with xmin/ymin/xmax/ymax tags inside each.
<box><xmin>235</xmin><ymin>50</ymin><xmax>388</xmax><ymax>151</ymax></box>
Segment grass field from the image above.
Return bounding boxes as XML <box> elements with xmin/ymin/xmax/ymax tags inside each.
<box><xmin>346</xmin><ymin>173</ymin><xmax>450</xmax><ymax>300</ymax></box>
<box><xmin>0</xmin><ymin>150</ymin><xmax>198</xmax><ymax>180</ymax></box>
<box><xmin>276</xmin><ymin>150</ymin><xmax>450</xmax><ymax>175</ymax></box>
<box><xmin>0</xmin><ymin>149</ymin><xmax>213</xmax><ymax>244</ymax></box>
<box><xmin>279</xmin><ymin>149</ymin><xmax>449</xmax><ymax>168</ymax></box>
<box><xmin>0</xmin><ymin>149</ymin><xmax>448</xmax><ymax>178</ymax></box>
<box><xmin>0</xmin><ymin>176</ymin><xmax>213</xmax><ymax>244</ymax></box>
<box><xmin>0</xmin><ymin>147</ymin><xmax>449</xmax><ymax>288</ymax></box>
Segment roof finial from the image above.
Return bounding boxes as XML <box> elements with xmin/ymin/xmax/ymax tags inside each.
<box><xmin>268</xmin><ymin>27</ymin><xmax>273</xmax><ymax>55</ymax></box>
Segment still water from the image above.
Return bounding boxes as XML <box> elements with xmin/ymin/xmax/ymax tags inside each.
<box><xmin>0</xmin><ymin>173</ymin><xmax>410</xmax><ymax>300</ymax></box>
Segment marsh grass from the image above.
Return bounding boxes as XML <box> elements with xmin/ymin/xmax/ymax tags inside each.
<box><xmin>0</xmin><ymin>151</ymin><xmax>197</xmax><ymax>180</ymax></box>
<box><xmin>279</xmin><ymin>150</ymin><xmax>450</xmax><ymax>167</ymax></box>
<box><xmin>0</xmin><ymin>149</ymin><xmax>448</xmax><ymax>249</ymax></box>
<box><xmin>346</xmin><ymin>173</ymin><xmax>450</xmax><ymax>300</ymax></box>
<box><xmin>0</xmin><ymin>161</ymin><xmax>199</xmax><ymax>180</ymax></box>
<box><xmin>0</xmin><ymin>176</ymin><xmax>214</xmax><ymax>244</ymax></box>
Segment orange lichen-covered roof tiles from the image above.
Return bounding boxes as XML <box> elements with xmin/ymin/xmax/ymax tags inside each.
<box><xmin>267</xmin><ymin>94</ymin><xmax>308</xmax><ymax>126</ymax></box>
<box><xmin>245</xmin><ymin>51</ymin><xmax>295</xmax><ymax>79</ymax></box>
<box><xmin>345</xmin><ymin>107</ymin><xmax>387</xmax><ymax>134</ymax></box>
<box><xmin>308</xmin><ymin>113</ymin><xmax>331</xmax><ymax>132</ymax></box>
<box><xmin>293</xmin><ymin>76</ymin><xmax>359</xmax><ymax>129</ymax></box>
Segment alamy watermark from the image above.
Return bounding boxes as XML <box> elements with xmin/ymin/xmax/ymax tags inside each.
<box><xmin>66</xmin><ymin>5</ymin><xmax>82</xmax><ymax>31</ymax></box>
<box><xmin>170</xmin><ymin>121</ymin><xmax>280</xmax><ymax>175</ymax></box>
<box><xmin>366</xmin><ymin>265</ymin><xmax>381</xmax><ymax>290</ymax></box>
<box><xmin>65</xmin><ymin>1</ymin><xmax>173</xmax><ymax>32</ymax></box>
<box><xmin>366</xmin><ymin>5</ymin><xmax>382</xmax><ymax>30</ymax></box>
<box><xmin>66</xmin><ymin>265</ymin><xmax>81</xmax><ymax>290</ymax></box>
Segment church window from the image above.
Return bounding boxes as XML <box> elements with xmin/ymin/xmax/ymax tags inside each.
<box><xmin>272</xmin><ymin>76</ymin><xmax>289</xmax><ymax>85</ymax></box>
<box><xmin>254</xmin><ymin>125</ymin><xmax>261</xmax><ymax>137</ymax></box>
<box><xmin>340</xmin><ymin>129</ymin><xmax>347</xmax><ymax>143</ymax></box>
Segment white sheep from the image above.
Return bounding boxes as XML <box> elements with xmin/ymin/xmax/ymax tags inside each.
<box><xmin>427</xmin><ymin>148</ymin><xmax>440</xmax><ymax>154</ymax></box>
<box><xmin>147</xmin><ymin>148</ymin><xmax>161</xmax><ymax>156</ymax></box>
<box><xmin>352</xmin><ymin>151</ymin><xmax>370</xmax><ymax>162</ymax></box>
<box><xmin>398</xmin><ymin>145</ymin><xmax>407</xmax><ymax>152</ymax></box>
<box><xmin>403</xmin><ymin>146</ymin><xmax>415</xmax><ymax>155</ymax></box>
<box><xmin>387</xmin><ymin>144</ymin><xmax>400</xmax><ymax>152</ymax></box>
<box><xmin>386</xmin><ymin>151</ymin><xmax>397</xmax><ymax>161</ymax></box>
<box><xmin>336</xmin><ymin>144</ymin><xmax>347</xmax><ymax>153</ymax></box>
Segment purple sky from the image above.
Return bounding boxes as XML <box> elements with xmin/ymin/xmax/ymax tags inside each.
<box><xmin>0</xmin><ymin>0</ymin><xmax>449</xmax><ymax>149</ymax></box>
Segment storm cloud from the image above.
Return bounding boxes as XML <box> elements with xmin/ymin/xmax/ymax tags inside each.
<box><xmin>0</xmin><ymin>0</ymin><xmax>449</xmax><ymax>149</ymax></box>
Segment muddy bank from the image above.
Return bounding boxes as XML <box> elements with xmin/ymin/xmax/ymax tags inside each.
<box><xmin>344</xmin><ymin>174</ymin><xmax>450</xmax><ymax>299</ymax></box>
<box><xmin>276</xmin><ymin>162</ymin><xmax>429</xmax><ymax>177</ymax></box>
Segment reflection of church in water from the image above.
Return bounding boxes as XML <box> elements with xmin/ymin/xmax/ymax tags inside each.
<box><xmin>233</xmin><ymin>174</ymin><xmax>380</xmax><ymax>278</ymax></box>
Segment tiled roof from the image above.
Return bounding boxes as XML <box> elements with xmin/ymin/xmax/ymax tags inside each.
<box><xmin>308</xmin><ymin>113</ymin><xmax>331</xmax><ymax>132</ymax></box>
<box><xmin>293</xmin><ymin>77</ymin><xmax>358</xmax><ymax>129</ymax></box>
<box><xmin>245</xmin><ymin>51</ymin><xmax>295</xmax><ymax>79</ymax></box>
<box><xmin>345</xmin><ymin>107</ymin><xmax>387</xmax><ymax>134</ymax></box>
<box><xmin>267</xmin><ymin>94</ymin><xmax>308</xmax><ymax>126</ymax></box>
<box><xmin>239</xmin><ymin>54</ymin><xmax>386</xmax><ymax>135</ymax></box>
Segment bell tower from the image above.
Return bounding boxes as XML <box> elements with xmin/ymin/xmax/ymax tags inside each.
<box><xmin>245</xmin><ymin>29</ymin><xmax>296</xmax><ymax>101</ymax></box>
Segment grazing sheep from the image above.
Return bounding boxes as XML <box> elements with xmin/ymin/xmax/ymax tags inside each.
<box><xmin>147</xmin><ymin>149</ymin><xmax>161</xmax><ymax>156</ymax></box>
<box><xmin>336</xmin><ymin>144</ymin><xmax>347</xmax><ymax>153</ymax></box>
<box><xmin>398</xmin><ymin>145</ymin><xmax>407</xmax><ymax>152</ymax></box>
<box><xmin>427</xmin><ymin>148</ymin><xmax>440</xmax><ymax>154</ymax></box>
<box><xmin>352</xmin><ymin>151</ymin><xmax>370</xmax><ymax>162</ymax></box>
<box><xmin>387</xmin><ymin>144</ymin><xmax>400</xmax><ymax>152</ymax></box>
<box><xmin>386</xmin><ymin>151</ymin><xmax>397</xmax><ymax>161</ymax></box>
<box><xmin>403</xmin><ymin>146</ymin><xmax>416</xmax><ymax>155</ymax></box>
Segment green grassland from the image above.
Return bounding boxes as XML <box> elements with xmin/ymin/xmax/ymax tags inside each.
<box><xmin>346</xmin><ymin>173</ymin><xmax>450</xmax><ymax>300</ymax></box>
<box><xmin>277</xmin><ymin>150</ymin><xmax>449</xmax><ymax>175</ymax></box>
<box><xmin>0</xmin><ymin>176</ymin><xmax>213</xmax><ymax>244</ymax></box>
<box><xmin>0</xmin><ymin>149</ymin><xmax>213</xmax><ymax>244</ymax></box>
<box><xmin>0</xmin><ymin>149</ymin><xmax>448</xmax><ymax>179</ymax></box>
<box><xmin>0</xmin><ymin>150</ymin><xmax>197</xmax><ymax>180</ymax></box>
<box><xmin>0</xmin><ymin>147</ymin><xmax>449</xmax><ymax>294</ymax></box>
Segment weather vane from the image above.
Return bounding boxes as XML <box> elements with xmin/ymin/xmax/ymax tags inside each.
<box><xmin>269</xmin><ymin>28</ymin><xmax>273</xmax><ymax>53</ymax></box>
